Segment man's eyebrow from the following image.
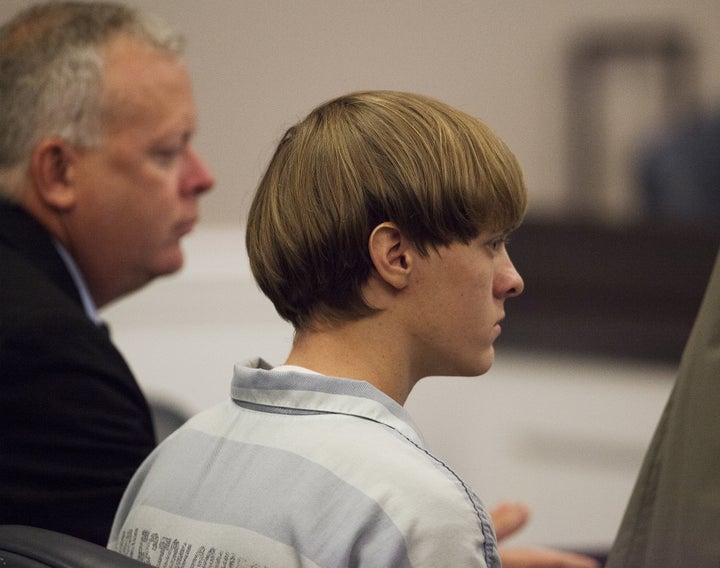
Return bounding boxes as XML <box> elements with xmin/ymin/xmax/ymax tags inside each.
<box><xmin>487</xmin><ymin>226</ymin><xmax>514</xmax><ymax>238</ymax></box>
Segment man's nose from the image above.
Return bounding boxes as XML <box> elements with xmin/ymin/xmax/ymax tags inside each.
<box><xmin>182</xmin><ymin>147</ymin><xmax>215</xmax><ymax>196</ymax></box>
<box><xmin>495</xmin><ymin>255</ymin><xmax>524</xmax><ymax>299</ymax></box>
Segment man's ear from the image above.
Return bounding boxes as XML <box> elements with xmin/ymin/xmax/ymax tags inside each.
<box><xmin>368</xmin><ymin>222</ymin><xmax>415</xmax><ymax>290</ymax></box>
<box><xmin>29</xmin><ymin>138</ymin><xmax>78</xmax><ymax>211</ymax></box>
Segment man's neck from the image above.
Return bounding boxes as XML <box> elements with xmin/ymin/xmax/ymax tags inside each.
<box><xmin>285</xmin><ymin>316</ymin><xmax>416</xmax><ymax>405</ymax></box>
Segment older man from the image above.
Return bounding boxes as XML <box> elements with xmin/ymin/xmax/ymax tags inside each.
<box><xmin>0</xmin><ymin>1</ymin><xmax>214</xmax><ymax>545</ymax></box>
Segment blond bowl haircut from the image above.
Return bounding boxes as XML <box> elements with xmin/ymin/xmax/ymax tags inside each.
<box><xmin>246</xmin><ymin>90</ymin><xmax>527</xmax><ymax>330</ymax></box>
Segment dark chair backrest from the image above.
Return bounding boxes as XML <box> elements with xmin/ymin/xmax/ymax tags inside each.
<box><xmin>0</xmin><ymin>525</ymin><xmax>149</xmax><ymax>568</ymax></box>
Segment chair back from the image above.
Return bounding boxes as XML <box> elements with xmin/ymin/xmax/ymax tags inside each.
<box><xmin>0</xmin><ymin>525</ymin><xmax>148</xmax><ymax>568</ymax></box>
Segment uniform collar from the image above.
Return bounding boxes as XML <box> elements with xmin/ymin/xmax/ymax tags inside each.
<box><xmin>232</xmin><ymin>358</ymin><xmax>426</xmax><ymax>447</ymax></box>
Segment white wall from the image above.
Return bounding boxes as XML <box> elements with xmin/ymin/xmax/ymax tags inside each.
<box><xmin>2</xmin><ymin>0</ymin><xmax>718</xmax><ymax>221</ymax></box>
<box><xmin>103</xmin><ymin>226</ymin><xmax>677</xmax><ymax>551</ymax></box>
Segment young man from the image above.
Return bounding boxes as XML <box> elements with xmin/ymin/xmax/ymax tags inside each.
<box><xmin>0</xmin><ymin>1</ymin><xmax>214</xmax><ymax>544</ymax></box>
<box><xmin>110</xmin><ymin>91</ymin><xmax>595</xmax><ymax>567</ymax></box>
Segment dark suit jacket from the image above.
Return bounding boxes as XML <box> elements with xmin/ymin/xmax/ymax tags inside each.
<box><xmin>0</xmin><ymin>201</ymin><xmax>156</xmax><ymax>545</ymax></box>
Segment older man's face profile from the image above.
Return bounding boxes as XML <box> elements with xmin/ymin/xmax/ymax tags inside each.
<box><xmin>66</xmin><ymin>35</ymin><xmax>214</xmax><ymax>300</ymax></box>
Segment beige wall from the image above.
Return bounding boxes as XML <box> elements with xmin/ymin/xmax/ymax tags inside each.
<box><xmin>2</xmin><ymin>0</ymin><xmax>719</xmax><ymax>222</ymax></box>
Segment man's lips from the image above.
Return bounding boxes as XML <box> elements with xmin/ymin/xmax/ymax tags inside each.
<box><xmin>176</xmin><ymin>218</ymin><xmax>197</xmax><ymax>237</ymax></box>
<box><xmin>494</xmin><ymin>315</ymin><xmax>505</xmax><ymax>336</ymax></box>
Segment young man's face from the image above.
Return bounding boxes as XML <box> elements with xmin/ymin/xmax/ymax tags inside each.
<box><xmin>64</xmin><ymin>36</ymin><xmax>214</xmax><ymax>305</ymax></box>
<box><xmin>406</xmin><ymin>230</ymin><xmax>524</xmax><ymax>380</ymax></box>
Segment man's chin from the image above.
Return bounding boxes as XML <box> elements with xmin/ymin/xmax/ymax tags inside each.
<box><xmin>473</xmin><ymin>348</ymin><xmax>495</xmax><ymax>377</ymax></box>
<box><xmin>153</xmin><ymin>248</ymin><xmax>185</xmax><ymax>277</ymax></box>
<box><xmin>448</xmin><ymin>350</ymin><xmax>495</xmax><ymax>378</ymax></box>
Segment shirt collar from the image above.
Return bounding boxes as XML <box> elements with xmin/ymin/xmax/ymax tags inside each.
<box><xmin>53</xmin><ymin>240</ymin><xmax>102</xmax><ymax>325</ymax></box>
<box><xmin>232</xmin><ymin>358</ymin><xmax>426</xmax><ymax>447</ymax></box>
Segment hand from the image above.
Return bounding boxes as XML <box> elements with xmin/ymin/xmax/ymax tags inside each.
<box><xmin>490</xmin><ymin>502</ymin><xmax>602</xmax><ymax>568</ymax></box>
<box><xmin>499</xmin><ymin>547</ymin><xmax>601</xmax><ymax>568</ymax></box>
<box><xmin>491</xmin><ymin>501</ymin><xmax>531</xmax><ymax>540</ymax></box>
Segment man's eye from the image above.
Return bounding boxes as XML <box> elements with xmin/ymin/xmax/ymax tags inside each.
<box><xmin>489</xmin><ymin>236</ymin><xmax>510</xmax><ymax>252</ymax></box>
<box><xmin>153</xmin><ymin>147</ymin><xmax>182</xmax><ymax>165</ymax></box>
